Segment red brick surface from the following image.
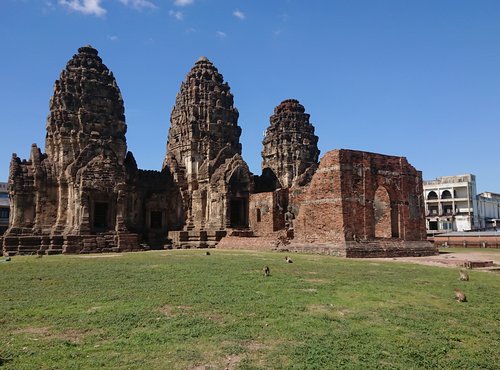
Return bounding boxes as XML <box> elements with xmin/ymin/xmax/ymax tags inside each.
<box><xmin>248</xmin><ymin>189</ymin><xmax>287</xmax><ymax>236</ymax></box>
<box><xmin>294</xmin><ymin>149</ymin><xmax>427</xmax><ymax>244</ymax></box>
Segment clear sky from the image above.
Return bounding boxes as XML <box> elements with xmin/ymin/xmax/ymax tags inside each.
<box><xmin>1</xmin><ymin>0</ymin><xmax>499</xmax><ymax>193</ymax></box>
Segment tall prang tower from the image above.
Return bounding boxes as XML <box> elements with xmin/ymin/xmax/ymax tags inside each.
<box><xmin>261</xmin><ymin>99</ymin><xmax>320</xmax><ymax>188</ymax></box>
<box><xmin>45</xmin><ymin>45</ymin><xmax>128</xmax><ymax>169</ymax></box>
<box><xmin>4</xmin><ymin>46</ymin><xmax>179</xmax><ymax>255</ymax></box>
<box><xmin>164</xmin><ymin>57</ymin><xmax>252</xmax><ymax>242</ymax></box>
<box><xmin>5</xmin><ymin>45</ymin><xmax>133</xmax><ymax>253</ymax></box>
<box><xmin>164</xmin><ymin>56</ymin><xmax>241</xmax><ymax>183</ymax></box>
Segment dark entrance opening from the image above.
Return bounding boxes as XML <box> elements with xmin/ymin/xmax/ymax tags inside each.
<box><xmin>93</xmin><ymin>202</ymin><xmax>109</xmax><ymax>231</ymax></box>
<box><xmin>391</xmin><ymin>203</ymin><xmax>400</xmax><ymax>238</ymax></box>
<box><xmin>230</xmin><ymin>198</ymin><xmax>248</xmax><ymax>228</ymax></box>
<box><xmin>150</xmin><ymin>211</ymin><xmax>162</xmax><ymax>229</ymax></box>
<box><xmin>227</xmin><ymin>166</ymin><xmax>251</xmax><ymax>229</ymax></box>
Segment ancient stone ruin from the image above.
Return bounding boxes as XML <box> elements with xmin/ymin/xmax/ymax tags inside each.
<box><xmin>2</xmin><ymin>46</ymin><xmax>437</xmax><ymax>257</ymax></box>
<box><xmin>4</xmin><ymin>46</ymin><xmax>181</xmax><ymax>255</ymax></box>
<box><xmin>163</xmin><ymin>56</ymin><xmax>251</xmax><ymax>247</ymax></box>
<box><xmin>261</xmin><ymin>99</ymin><xmax>319</xmax><ymax>189</ymax></box>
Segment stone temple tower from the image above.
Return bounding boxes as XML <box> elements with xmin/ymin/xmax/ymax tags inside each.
<box><xmin>45</xmin><ymin>45</ymin><xmax>127</xmax><ymax>169</ymax></box>
<box><xmin>5</xmin><ymin>45</ymin><xmax>133</xmax><ymax>253</ymax></box>
<box><xmin>164</xmin><ymin>56</ymin><xmax>242</xmax><ymax>178</ymax></box>
<box><xmin>261</xmin><ymin>99</ymin><xmax>320</xmax><ymax>188</ymax></box>
<box><xmin>164</xmin><ymin>57</ymin><xmax>252</xmax><ymax>245</ymax></box>
<box><xmin>4</xmin><ymin>46</ymin><xmax>179</xmax><ymax>255</ymax></box>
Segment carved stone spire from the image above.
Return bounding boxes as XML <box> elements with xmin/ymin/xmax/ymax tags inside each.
<box><xmin>164</xmin><ymin>56</ymin><xmax>241</xmax><ymax>183</ymax></box>
<box><xmin>261</xmin><ymin>99</ymin><xmax>320</xmax><ymax>188</ymax></box>
<box><xmin>45</xmin><ymin>45</ymin><xmax>127</xmax><ymax>169</ymax></box>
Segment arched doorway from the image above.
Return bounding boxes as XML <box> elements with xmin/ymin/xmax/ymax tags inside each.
<box><xmin>373</xmin><ymin>186</ymin><xmax>399</xmax><ymax>238</ymax></box>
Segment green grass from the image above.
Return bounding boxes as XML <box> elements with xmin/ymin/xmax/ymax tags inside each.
<box><xmin>0</xmin><ymin>250</ymin><xmax>499</xmax><ymax>369</ymax></box>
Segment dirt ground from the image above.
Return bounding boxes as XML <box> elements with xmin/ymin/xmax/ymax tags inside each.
<box><xmin>372</xmin><ymin>249</ymin><xmax>500</xmax><ymax>270</ymax></box>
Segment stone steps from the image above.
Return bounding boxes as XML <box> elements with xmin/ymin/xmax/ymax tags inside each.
<box><xmin>2</xmin><ymin>232</ymin><xmax>140</xmax><ymax>255</ymax></box>
<box><xmin>229</xmin><ymin>229</ymin><xmax>254</xmax><ymax>237</ymax></box>
<box><xmin>168</xmin><ymin>229</ymin><xmax>227</xmax><ymax>248</ymax></box>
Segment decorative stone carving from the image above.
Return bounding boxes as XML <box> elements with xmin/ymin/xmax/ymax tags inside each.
<box><xmin>164</xmin><ymin>57</ymin><xmax>253</xmax><ymax>246</ymax></box>
<box><xmin>261</xmin><ymin>99</ymin><xmax>320</xmax><ymax>188</ymax></box>
<box><xmin>45</xmin><ymin>45</ymin><xmax>127</xmax><ymax>170</ymax></box>
<box><xmin>3</xmin><ymin>46</ymin><xmax>179</xmax><ymax>255</ymax></box>
<box><xmin>164</xmin><ymin>56</ymin><xmax>241</xmax><ymax>182</ymax></box>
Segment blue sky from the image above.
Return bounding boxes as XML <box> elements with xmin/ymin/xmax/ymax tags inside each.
<box><xmin>1</xmin><ymin>0</ymin><xmax>499</xmax><ymax>193</ymax></box>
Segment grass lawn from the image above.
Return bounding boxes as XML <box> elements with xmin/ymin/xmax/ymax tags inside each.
<box><xmin>439</xmin><ymin>247</ymin><xmax>500</xmax><ymax>254</ymax></box>
<box><xmin>0</xmin><ymin>250</ymin><xmax>498</xmax><ymax>369</ymax></box>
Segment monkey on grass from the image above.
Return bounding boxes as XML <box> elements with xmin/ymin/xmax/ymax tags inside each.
<box><xmin>459</xmin><ymin>269</ymin><xmax>469</xmax><ymax>281</ymax></box>
<box><xmin>454</xmin><ymin>288</ymin><xmax>467</xmax><ymax>302</ymax></box>
<box><xmin>263</xmin><ymin>266</ymin><xmax>270</xmax><ymax>277</ymax></box>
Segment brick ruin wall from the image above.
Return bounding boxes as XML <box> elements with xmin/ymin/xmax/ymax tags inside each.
<box><xmin>289</xmin><ymin>149</ymin><xmax>434</xmax><ymax>256</ymax></box>
<box><xmin>248</xmin><ymin>189</ymin><xmax>288</xmax><ymax>236</ymax></box>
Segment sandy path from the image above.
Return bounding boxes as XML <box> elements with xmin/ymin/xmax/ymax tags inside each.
<box><xmin>370</xmin><ymin>250</ymin><xmax>500</xmax><ymax>269</ymax></box>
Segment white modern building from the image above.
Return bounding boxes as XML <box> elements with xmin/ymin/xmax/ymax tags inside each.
<box><xmin>0</xmin><ymin>182</ymin><xmax>9</xmax><ymax>235</ymax></box>
<box><xmin>423</xmin><ymin>174</ymin><xmax>478</xmax><ymax>235</ymax></box>
<box><xmin>423</xmin><ymin>174</ymin><xmax>500</xmax><ymax>235</ymax></box>
<box><xmin>477</xmin><ymin>192</ymin><xmax>500</xmax><ymax>229</ymax></box>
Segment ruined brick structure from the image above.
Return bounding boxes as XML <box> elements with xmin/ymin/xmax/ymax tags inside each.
<box><xmin>3</xmin><ymin>46</ymin><xmax>436</xmax><ymax>257</ymax></box>
<box><xmin>290</xmin><ymin>150</ymin><xmax>432</xmax><ymax>257</ymax></box>
<box><xmin>249</xmin><ymin>99</ymin><xmax>319</xmax><ymax>237</ymax></box>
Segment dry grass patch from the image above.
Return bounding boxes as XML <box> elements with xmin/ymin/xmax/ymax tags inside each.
<box><xmin>206</xmin><ymin>314</ymin><xmax>224</xmax><ymax>323</ymax></box>
<box><xmin>86</xmin><ymin>305</ymin><xmax>102</xmax><ymax>313</ymax></box>
<box><xmin>307</xmin><ymin>303</ymin><xmax>333</xmax><ymax>314</ymax></box>
<box><xmin>12</xmin><ymin>327</ymin><xmax>51</xmax><ymax>336</ymax></box>
<box><xmin>301</xmin><ymin>288</ymin><xmax>318</xmax><ymax>293</ymax></box>
<box><xmin>54</xmin><ymin>329</ymin><xmax>90</xmax><ymax>343</ymax></box>
<box><xmin>244</xmin><ymin>340</ymin><xmax>267</xmax><ymax>351</ymax></box>
<box><xmin>158</xmin><ymin>304</ymin><xmax>193</xmax><ymax>317</ymax></box>
<box><xmin>158</xmin><ymin>304</ymin><xmax>174</xmax><ymax>316</ymax></box>
<box><xmin>306</xmin><ymin>304</ymin><xmax>352</xmax><ymax>318</ymax></box>
<box><xmin>303</xmin><ymin>278</ymin><xmax>328</xmax><ymax>283</ymax></box>
<box><xmin>188</xmin><ymin>354</ymin><xmax>242</xmax><ymax>370</ymax></box>
<box><xmin>75</xmin><ymin>254</ymin><xmax>123</xmax><ymax>259</ymax></box>
<box><xmin>11</xmin><ymin>327</ymin><xmax>93</xmax><ymax>344</ymax></box>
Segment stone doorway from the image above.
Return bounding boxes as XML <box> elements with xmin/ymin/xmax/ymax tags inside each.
<box><xmin>374</xmin><ymin>186</ymin><xmax>399</xmax><ymax>238</ymax></box>
<box><xmin>150</xmin><ymin>211</ymin><xmax>163</xmax><ymax>229</ymax></box>
<box><xmin>226</xmin><ymin>165</ymin><xmax>251</xmax><ymax>229</ymax></box>
<box><xmin>93</xmin><ymin>202</ymin><xmax>110</xmax><ymax>232</ymax></box>
<box><xmin>230</xmin><ymin>198</ymin><xmax>248</xmax><ymax>228</ymax></box>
